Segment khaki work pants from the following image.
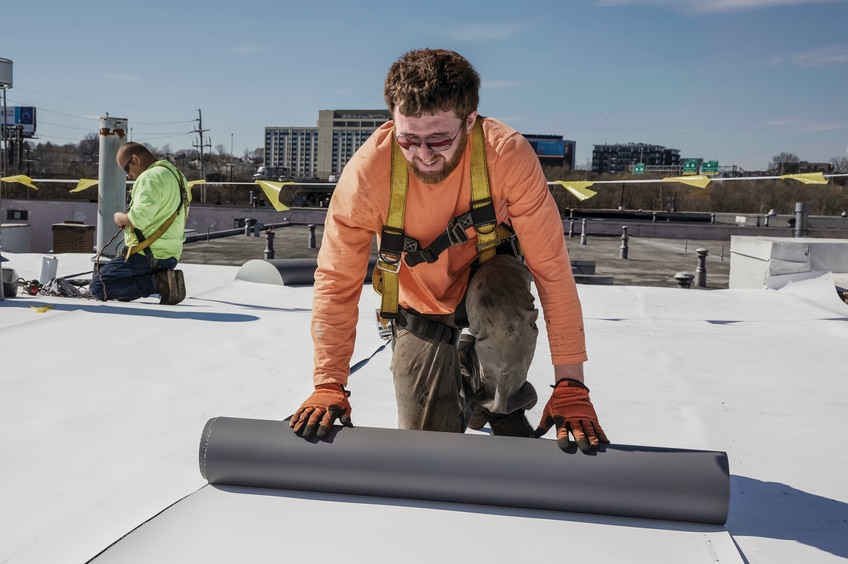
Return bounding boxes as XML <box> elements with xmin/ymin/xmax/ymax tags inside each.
<box><xmin>390</xmin><ymin>255</ymin><xmax>539</xmax><ymax>432</ymax></box>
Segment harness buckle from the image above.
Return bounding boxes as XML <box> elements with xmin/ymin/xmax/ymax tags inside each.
<box><xmin>447</xmin><ymin>217</ymin><xmax>469</xmax><ymax>246</ymax></box>
<box><xmin>476</xmin><ymin>238</ymin><xmax>499</xmax><ymax>256</ymax></box>
<box><xmin>377</xmin><ymin>252</ymin><xmax>402</xmax><ymax>274</ymax></box>
<box><xmin>375</xmin><ymin>309</ymin><xmax>394</xmax><ymax>340</ymax></box>
<box><xmin>508</xmin><ymin>233</ymin><xmax>523</xmax><ymax>260</ymax></box>
<box><xmin>418</xmin><ymin>248</ymin><xmax>439</xmax><ymax>264</ymax></box>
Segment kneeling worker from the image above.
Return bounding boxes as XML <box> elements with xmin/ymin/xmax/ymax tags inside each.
<box><xmin>90</xmin><ymin>142</ymin><xmax>190</xmax><ymax>305</ymax></box>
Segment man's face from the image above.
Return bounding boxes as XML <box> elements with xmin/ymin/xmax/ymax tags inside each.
<box><xmin>392</xmin><ymin>109</ymin><xmax>476</xmax><ymax>185</ymax></box>
<box><xmin>118</xmin><ymin>152</ymin><xmax>138</xmax><ymax>180</ymax></box>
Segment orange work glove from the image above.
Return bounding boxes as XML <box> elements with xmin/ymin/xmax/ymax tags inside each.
<box><xmin>534</xmin><ymin>379</ymin><xmax>609</xmax><ymax>453</ymax></box>
<box><xmin>289</xmin><ymin>383</ymin><xmax>353</xmax><ymax>439</ymax></box>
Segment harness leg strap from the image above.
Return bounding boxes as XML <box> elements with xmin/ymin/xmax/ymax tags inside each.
<box><xmin>395</xmin><ymin>308</ymin><xmax>461</xmax><ymax>346</ymax></box>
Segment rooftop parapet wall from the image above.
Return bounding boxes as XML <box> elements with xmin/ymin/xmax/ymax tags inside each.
<box><xmin>729</xmin><ymin>236</ymin><xmax>848</xmax><ymax>289</ymax></box>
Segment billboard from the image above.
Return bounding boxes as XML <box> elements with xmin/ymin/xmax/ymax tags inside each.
<box><xmin>2</xmin><ymin>106</ymin><xmax>37</xmax><ymax>137</ymax></box>
<box><xmin>531</xmin><ymin>139</ymin><xmax>565</xmax><ymax>157</ymax></box>
<box><xmin>0</xmin><ymin>57</ymin><xmax>11</xmax><ymax>88</ymax></box>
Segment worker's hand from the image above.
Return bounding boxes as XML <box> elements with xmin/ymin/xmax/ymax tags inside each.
<box><xmin>534</xmin><ymin>379</ymin><xmax>609</xmax><ymax>453</ymax></box>
<box><xmin>113</xmin><ymin>211</ymin><xmax>133</xmax><ymax>228</ymax></box>
<box><xmin>289</xmin><ymin>383</ymin><xmax>353</xmax><ymax>439</ymax></box>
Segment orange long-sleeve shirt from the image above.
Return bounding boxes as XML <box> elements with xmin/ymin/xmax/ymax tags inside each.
<box><xmin>312</xmin><ymin>117</ymin><xmax>586</xmax><ymax>386</ymax></box>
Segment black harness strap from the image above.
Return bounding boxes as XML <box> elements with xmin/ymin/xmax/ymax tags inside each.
<box><xmin>404</xmin><ymin>198</ymin><xmax>500</xmax><ymax>267</ymax></box>
<box><xmin>395</xmin><ymin>308</ymin><xmax>461</xmax><ymax>345</ymax></box>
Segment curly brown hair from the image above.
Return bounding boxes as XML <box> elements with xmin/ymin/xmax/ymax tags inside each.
<box><xmin>384</xmin><ymin>49</ymin><xmax>480</xmax><ymax>118</ymax></box>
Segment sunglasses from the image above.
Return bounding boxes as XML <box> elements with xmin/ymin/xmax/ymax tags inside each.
<box><xmin>122</xmin><ymin>154</ymin><xmax>134</xmax><ymax>174</ymax></box>
<box><xmin>395</xmin><ymin>120</ymin><xmax>465</xmax><ymax>153</ymax></box>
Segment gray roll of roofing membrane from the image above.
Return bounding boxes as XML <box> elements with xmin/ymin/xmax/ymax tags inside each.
<box><xmin>266</xmin><ymin>257</ymin><xmax>378</xmax><ymax>286</ymax></box>
<box><xmin>199</xmin><ymin>417</ymin><xmax>729</xmax><ymax>525</ymax></box>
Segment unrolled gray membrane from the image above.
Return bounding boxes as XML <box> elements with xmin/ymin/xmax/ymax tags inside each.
<box><xmin>199</xmin><ymin>417</ymin><xmax>729</xmax><ymax>525</ymax></box>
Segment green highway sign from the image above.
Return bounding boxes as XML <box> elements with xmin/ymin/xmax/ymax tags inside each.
<box><xmin>634</xmin><ymin>163</ymin><xmax>645</xmax><ymax>175</ymax></box>
<box><xmin>683</xmin><ymin>159</ymin><xmax>699</xmax><ymax>175</ymax></box>
<box><xmin>702</xmin><ymin>160</ymin><xmax>719</xmax><ymax>175</ymax></box>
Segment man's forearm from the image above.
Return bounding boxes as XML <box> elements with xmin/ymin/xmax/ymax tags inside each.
<box><xmin>554</xmin><ymin>362</ymin><xmax>585</xmax><ymax>384</ymax></box>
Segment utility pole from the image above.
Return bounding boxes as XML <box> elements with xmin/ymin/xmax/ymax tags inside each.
<box><xmin>192</xmin><ymin>108</ymin><xmax>211</xmax><ymax>202</ymax></box>
<box><xmin>1</xmin><ymin>57</ymin><xmax>14</xmax><ymax>302</ymax></box>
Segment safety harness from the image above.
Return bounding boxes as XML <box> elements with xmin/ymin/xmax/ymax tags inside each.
<box><xmin>125</xmin><ymin>163</ymin><xmax>190</xmax><ymax>261</ymax></box>
<box><xmin>372</xmin><ymin>118</ymin><xmax>520</xmax><ymax>324</ymax></box>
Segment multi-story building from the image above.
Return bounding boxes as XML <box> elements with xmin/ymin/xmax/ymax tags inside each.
<box><xmin>773</xmin><ymin>160</ymin><xmax>834</xmax><ymax>175</ymax></box>
<box><xmin>522</xmin><ymin>134</ymin><xmax>576</xmax><ymax>170</ymax></box>
<box><xmin>264</xmin><ymin>110</ymin><xmax>391</xmax><ymax>180</ymax></box>
<box><xmin>592</xmin><ymin>143</ymin><xmax>681</xmax><ymax>175</ymax></box>
<box><xmin>265</xmin><ymin>110</ymin><xmax>580</xmax><ymax>180</ymax></box>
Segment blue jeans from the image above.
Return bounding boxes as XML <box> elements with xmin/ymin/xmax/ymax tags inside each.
<box><xmin>89</xmin><ymin>253</ymin><xmax>177</xmax><ymax>301</ymax></box>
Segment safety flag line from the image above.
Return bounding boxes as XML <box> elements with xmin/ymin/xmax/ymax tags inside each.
<box><xmin>254</xmin><ymin>180</ymin><xmax>293</xmax><ymax>212</ymax></box>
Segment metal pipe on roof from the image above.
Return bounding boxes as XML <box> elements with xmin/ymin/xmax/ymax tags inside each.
<box><xmin>97</xmin><ymin>116</ymin><xmax>129</xmax><ymax>258</ymax></box>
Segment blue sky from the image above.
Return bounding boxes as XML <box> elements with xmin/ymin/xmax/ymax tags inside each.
<box><xmin>2</xmin><ymin>0</ymin><xmax>847</xmax><ymax>171</ymax></box>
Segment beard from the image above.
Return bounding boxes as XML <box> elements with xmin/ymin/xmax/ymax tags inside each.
<box><xmin>409</xmin><ymin>127</ymin><xmax>467</xmax><ymax>185</ymax></box>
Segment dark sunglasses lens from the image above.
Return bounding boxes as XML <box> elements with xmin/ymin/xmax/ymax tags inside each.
<box><xmin>396</xmin><ymin>137</ymin><xmax>453</xmax><ymax>151</ymax></box>
<box><xmin>426</xmin><ymin>138</ymin><xmax>453</xmax><ymax>150</ymax></box>
<box><xmin>396</xmin><ymin>137</ymin><xmax>418</xmax><ymax>150</ymax></box>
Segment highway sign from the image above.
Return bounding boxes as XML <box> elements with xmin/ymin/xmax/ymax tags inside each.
<box><xmin>683</xmin><ymin>159</ymin><xmax>699</xmax><ymax>175</ymax></box>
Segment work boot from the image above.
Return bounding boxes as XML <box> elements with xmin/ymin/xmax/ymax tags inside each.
<box><xmin>467</xmin><ymin>407</ymin><xmax>488</xmax><ymax>431</ymax></box>
<box><xmin>156</xmin><ymin>269</ymin><xmax>186</xmax><ymax>305</ymax></box>
<box><xmin>155</xmin><ymin>270</ymin><xmax>171</xmax><ymax>303</ymax></box>
<box><xmin>487</xmin><ymin>409</ymin><xmax>535</xmax><ymax>437</ymax></box>
<box><xmin>169</xmin><ymin>269</ymin><xmax>186</xmax><ymax>304</ymax></box>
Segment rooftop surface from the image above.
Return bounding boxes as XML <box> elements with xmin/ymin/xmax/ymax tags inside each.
<box><xmin>0</xmin><ymin>235</ymin><xmax>845</xmax><ymax>563</ymax></box>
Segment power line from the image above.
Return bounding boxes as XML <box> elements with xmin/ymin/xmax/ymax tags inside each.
<box><xmin>9</xmin><ymin>87</ymin><xmax>196</xmax><ymax>113</ymax></box>
<box><xmin>133</xmin><ymin>119</ymin><xmax>196</xmax><ymax>126</ymax></box>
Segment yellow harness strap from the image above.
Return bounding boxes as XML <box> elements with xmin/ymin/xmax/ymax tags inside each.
<box><xmin>373</xmin><ymin>118</ymin><xmax>498</xmax><ymax>320</ymax></box>
<box><xmin>469</xmin><ymin>119</ymin><xmax>499</xmax><ymax>263</ymax></box>
<box><xmin>124</xmin><ymin>210</ymin><xmax>180</xmax><ymax>259</ymax></box>
<box><xmin>372</xmin><ymin>140</ymin><xmax>410</xmax><ymax>318</ymax></box>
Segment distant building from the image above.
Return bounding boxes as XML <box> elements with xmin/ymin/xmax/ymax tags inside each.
<box><xmin>264</xmin><ymin>110</ymin><xmax>578</xmax><ymax>180</ymax></box>
<box><xmin>773</xmin><ymin>161</ymin><xmax>834</xmax><ymax>175</ymax></box>
<box><xmin>264</xmin><ymin>110</ymin><xmax>391</xmax><ymax>181</ymax></box>
<box><xmin>592</xmin><ymin>143</ymin><xmax>681</xmax><ymax>175</ymax></box>
<box><xmin>522</xmin><ymin>134</ymin><xmax>576</xmax><ymax>170</ymax></box>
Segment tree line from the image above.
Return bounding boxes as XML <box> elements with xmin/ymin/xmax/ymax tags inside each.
<box><xmin>4</xmin><ymin>133</ymin><xmax>263</xmax><ymax>182</ymax></box>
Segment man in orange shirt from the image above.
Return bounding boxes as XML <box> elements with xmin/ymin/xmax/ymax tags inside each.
<box><xmin>290</xmin><ymin>49</ymin><xmax>608</xmax><ymax>453</ymax></box>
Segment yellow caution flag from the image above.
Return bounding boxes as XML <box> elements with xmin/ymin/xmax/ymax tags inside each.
<box><xmin>255</xmin><ymin>180</ymin><xmax>293</xmax><ymax>212</ymax></box>
<box><xmin>662</xmin><ymin>175</ymin><xmax>711</xmax><ymax>189</ymax></box>
<box><xmin>70</xmin><ymin>179</ymin><xmax>99</xmax><ymax>193</ymax></box>
<box><xmin>781</xmin><ymin>172</ymin><xmax>828</xmax><ymax>185</ymax></box>
<box><xmin>553</xmin><ymin>180</ymin><xmax>597</xmax><ymax>201</ymax></box>
<box><xmin>1</xmin><ymin>174</ymin><xmax>38</xmax><ymax>190</ymax></box>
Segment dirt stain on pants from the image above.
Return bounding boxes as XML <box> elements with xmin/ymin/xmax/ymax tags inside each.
<box><xmin>391</xmin><ymin>255</ymin><xmax>539</xmax><ymax>432</ymax></box>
